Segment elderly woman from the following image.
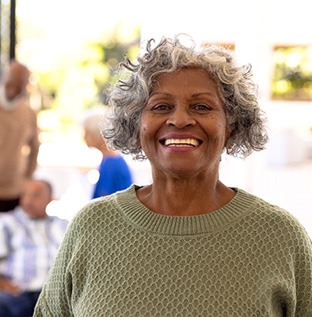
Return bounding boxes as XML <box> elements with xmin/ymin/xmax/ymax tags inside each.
<box><xmin>34</xmin><ymin>35</ymin><xmax>312</xmax><ymax>316</ymax></box>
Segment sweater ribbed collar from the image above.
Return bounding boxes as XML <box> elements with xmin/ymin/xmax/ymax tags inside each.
<box><xmin>115</xmin><ymin>185</ymin><xmax>256</xmax><ymax>236</ymax></box>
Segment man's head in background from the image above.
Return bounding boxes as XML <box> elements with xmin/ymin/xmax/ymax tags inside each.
<box><xmin>0</xmin><ymin>61</ymin><xmax>31</xmax><ymax>110</ymax></box>
<box><xmin>20</xmin><ymin>179</ymin><xmax>53</xmax><ymax>219</ymax></box>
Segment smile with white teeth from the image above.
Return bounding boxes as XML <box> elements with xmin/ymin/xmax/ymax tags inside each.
<box><xmin>164</xmin><ymin>138</ymin><xmax>200</xmax><ymax>147</ymax></box>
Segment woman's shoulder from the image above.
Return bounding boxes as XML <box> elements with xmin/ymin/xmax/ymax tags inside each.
<box><xmin>237</xmin><ymin>188</ymin><xmax>311</xmax><ymax>243</ymax></box>
<box><xmin>71</xmin><ymin>185</ymin><xmax>137</xmax><ymax>224</ymax></box>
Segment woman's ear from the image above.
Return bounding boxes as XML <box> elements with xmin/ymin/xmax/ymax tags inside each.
<box><xmin>223</xmin><ymin>123</ymin><xmax>235</xmax><ymax>152</ymax></box>
<box><xmin>136</xmin><ymin>134</ymin><xmax>142</xmax><ymax>149</ymax></box>
<box><xmin>225</xmin><ymin>124</ymin><xmax>233</xmax><ymax>142</ymax></box>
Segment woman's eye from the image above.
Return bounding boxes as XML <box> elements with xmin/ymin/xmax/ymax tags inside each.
<box><xmin>152</xmin><ymin>104</ymin><xmax>170</xmax><ymax>111</ymax></box>
<box><xmin>193</xmin><ymin>104</ymin><xmax>212</xmax><ymax>111</ymax></box>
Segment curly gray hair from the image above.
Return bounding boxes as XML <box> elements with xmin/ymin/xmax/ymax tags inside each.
<box><xmin>103</xmin><ymin>34</ymin><xmax>268</xmax><ymax>159</ymax></box>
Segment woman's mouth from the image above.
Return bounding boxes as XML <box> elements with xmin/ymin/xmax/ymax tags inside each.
<box><xmin>162</xmin><ymin>138</ymin><xmax>201</xmax><ymax>147</ymax></box>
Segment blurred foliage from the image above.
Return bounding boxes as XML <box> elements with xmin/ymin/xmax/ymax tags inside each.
<box><xmin>271</xmin><ymin>45</ymin><xmax>312</xmax><ymax>101</ymax></box>
<box><xmin>33</xmin><ymin>26</ymin><xmax>141</xmax><ymax>139</ymax></box>
<box><xmin>37</xmin><ymin>26</ymin><xmax>140</xmax><ymax>111</ymax></box>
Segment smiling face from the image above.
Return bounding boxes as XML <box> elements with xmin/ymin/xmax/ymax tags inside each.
<box><xmin>139</xmin><ymin>68</ymin><xmax>229</xmax><ymax>179</ymax></box>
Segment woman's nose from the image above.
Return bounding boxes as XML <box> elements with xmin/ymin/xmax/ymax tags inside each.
<box><xmin>166</xmin><ymin>107</ymin><xmax>196</xmax><ymax>128</ymax></box>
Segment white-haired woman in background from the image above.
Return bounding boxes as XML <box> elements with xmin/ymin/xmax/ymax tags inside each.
<box><xmin>81</xmin><ymin>106</ymin><xmax>133</xmax><ymax>198</ymax></box>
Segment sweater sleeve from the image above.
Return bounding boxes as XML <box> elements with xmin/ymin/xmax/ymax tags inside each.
<box><xmin>293</xmin><ymin>227</ymin><xmax>312</xmax><ymax>316</ymax></box>
<box><xmin>33</xmin><ymin>214</ymin><xmax>79</xmax><ymax>317</ymax></box>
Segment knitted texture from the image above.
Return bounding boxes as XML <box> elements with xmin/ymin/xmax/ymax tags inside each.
<box><xmin>34</xmin><ymin>185</ymin><xmax>312</xmax><ymax>316</ymax></box>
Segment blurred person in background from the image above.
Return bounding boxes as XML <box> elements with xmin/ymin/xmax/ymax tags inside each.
<box><xmin>81</xmin><ymin>106</ymin><xmax>133</xmax><ymax>198</ymax></box>
<box><xmin>0</xmin><ymin>60</ymin><xmax>40</xmax><ymax>212</ymax></box>
<box><xmin>0</xmin><ymin>178</ymin><xmax>68</xmax><ymax>317</ymax></box>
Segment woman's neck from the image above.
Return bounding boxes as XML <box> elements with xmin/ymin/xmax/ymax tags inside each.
<box><xmin>136</xmin><ymin>178</ymin><xmax>235</xmax><ymax>216</ymax></box>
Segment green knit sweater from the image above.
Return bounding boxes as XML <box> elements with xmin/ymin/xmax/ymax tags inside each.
<box><xmin>33</xmin><ymin>185</ymin><xmax>312</xmax><ymax>316</ymax></box>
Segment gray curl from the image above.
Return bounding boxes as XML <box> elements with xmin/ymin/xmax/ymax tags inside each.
<box><xmin>103</xmin><ymin>34</ymin><xmax>268</xmax><ymax>160</ymax></box>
